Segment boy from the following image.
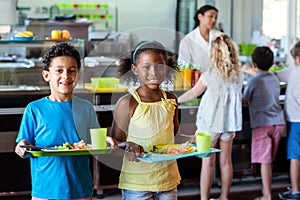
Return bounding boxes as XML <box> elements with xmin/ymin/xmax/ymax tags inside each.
<box><xmin>15</xmin><ymin>42</ymin><xmax>115</xmax><ymax>199</ymax></box>
<box><xmin>276</xmin><ymin>41</ymin><xmax>300</xmax><ymax>200</ymax></box>
<box><xmin>242</xmin><ymin>46</ymin><xmax>285</xmax><ymax>200</ymax></box>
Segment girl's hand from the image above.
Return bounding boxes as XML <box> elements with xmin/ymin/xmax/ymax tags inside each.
<box><xmin>118</xmin><ymin>141</ymin><xmax>144</xmax><ymax>162</ymax></box>
<box><xmin>15</xmin><ymin>140</ymin><xmax>31</xmax><ymax>158</ymax></box>
<box><xmin>241</xmin><ymin>64</ymin><xmax>256</xmax><ymax>75</ymax></box>
<box><xmin>106</xmin><ymin>136</ymin><xmax>118</xmax><ymax>148</ymax></box>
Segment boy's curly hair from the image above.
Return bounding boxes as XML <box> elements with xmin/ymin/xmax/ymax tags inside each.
<box><xmin>43</xmin><ymin>42</ymin><xmax>81</xmax><ymax>71</ymax></box>
<box><xmin>117</xmin><ymin>41</ymin><xmax>179</xmax><ymax>85</ymax></box>
<box><xmin>210</xmin><ymin>34</ymin><xmax>241</xmax><ymax>81</ymax></box>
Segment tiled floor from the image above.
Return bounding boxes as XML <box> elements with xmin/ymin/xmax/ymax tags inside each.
<box><xmin>0</xmin><ymin>175</ymin><xmax>290</xmax><ymax>200</ymax></box>
<box><xmin>92</xmin><ymin>174</ymin><xmax>290</xmax><ymax>200</ymax></box>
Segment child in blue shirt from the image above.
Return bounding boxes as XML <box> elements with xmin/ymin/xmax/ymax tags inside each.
<box><xmin>14</xmin><ymin>42</ymin><xmax>116</xmax><ymax>200</ymax></box>
<box><xmin>275</xmin><ymin>41</ymin><xmax>300</xmax><ymax>200</ymax></box>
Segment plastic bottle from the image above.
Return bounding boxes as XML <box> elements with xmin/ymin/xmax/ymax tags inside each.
<box><xmin>174</xmin><ymin>68</ymin><xmax>183</xmax><ymax>91</ymax></box>
<box><xmin>18</xmin><ymin>10</ymin><xmax>26</xmax><ymax>26</ymax></box>
<box><xmin>192</xmin><ymin>66</ymin><xmax>202</xmax><ymax>86</ymax></box>
<box><xmin>182</xmin><ymin>63</ymin><xmax>192</xmax><ymax>90</ymax></box>
<box><xmin>50</xmin><ymin>4</ymin><xmax>60</xmax><ymax>19</ymax></box>
<box><xmin>191</xmin><ymin>66</ymin><xmax>197</xmax><ymax>87</ymax></box>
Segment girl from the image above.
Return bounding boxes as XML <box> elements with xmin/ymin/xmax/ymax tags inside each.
<box><xmin>178</xmin><ymin>4</ymin><xmax>222</xmax><ymax>72</ymax></box>
<box><xmin>110</xmin><ymin>41</ymin><xmax>181</xmax><ymax>200</ymax></box>
<box><xmin>178</xmin><ymin>34</ymin><xmax>243</xmax><ymax>200</ymax></box>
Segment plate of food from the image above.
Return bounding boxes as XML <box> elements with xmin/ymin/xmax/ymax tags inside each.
<box><xmin>11</xmin><ymin>31</ymin><xmax>35</xmax><ymax>41</ymax></box>
<box><xmin>146</xmin><ymin>142</ymin><xmax>196</xmax><ymax>155</ymax></box>
<box><xmin>24</xmin><ymin>140</ymin><xmax>112</xmax><ymax>156</ymax></box>
<box><xmin>138</xmin><ymin>142</ymin><xmax>222</xmax><ymax>163</ymax></box>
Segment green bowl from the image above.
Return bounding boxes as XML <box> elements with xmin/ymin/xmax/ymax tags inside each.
<box><xmin>91</xmin><ymin>77</ymin><xmax>119</xmax><ymax>89</ymax></box>
<box><xmin>240</xmin><ymin>43</ymin><xmax>257</xmax><ymax>56</ymax></box>
<box><xmin>185</xmin><ymin>98</ymin><xmax>201</xmax><ymax>106</ymax></box>
<box><xmin>269</xmin><ymin>66</ymin><xmax>284</xmax><ymax>72</ymax></box>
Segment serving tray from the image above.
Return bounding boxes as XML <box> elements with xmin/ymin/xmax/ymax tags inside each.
<box><xmin>84</xmin><ymin>83</ymin><xmax>128</xmax><ymax>93</ymax></box>
<box><xmin>27</xmin><ymin>148</ymin><xmax>113</xmax><ymax>157</ymax></box>
<box><xmin>138</xmin><ymin>147</ymin><xmax>222</xmax><ymax>163</ymax></box>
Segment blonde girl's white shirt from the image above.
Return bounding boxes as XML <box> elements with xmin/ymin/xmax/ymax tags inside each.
<box><xmin>196</xmin><ymin>68</ymin><xmax>244</xmax><ymax>133</ymax></box>
<box><xmin>178</xmin><ymin>27</ymin><xmax>222</xmax><ymax>72</ymax></box>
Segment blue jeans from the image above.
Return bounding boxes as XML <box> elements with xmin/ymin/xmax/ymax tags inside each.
<box><xmin>122</xmin><ymin>188</ymin><xmax>177</xmax><ymax>200</ymax></box>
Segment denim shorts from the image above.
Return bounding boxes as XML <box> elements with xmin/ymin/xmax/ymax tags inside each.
<box><xmin>32</xmin><ymin>197</ymin><xmax>92</xmax><ymax>200</ymax></box>
<box><xmin>122</xmin><ymin>188</ymin><xmax>177</xmax><ymax>200</ymax></box>
<box><xmin>287</xmin><ymin>122</ymin><xmax>300</xmax><ymax>159</ymax></box>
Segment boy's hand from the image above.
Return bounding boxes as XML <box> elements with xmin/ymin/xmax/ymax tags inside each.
<box><xmin>15</xmin><ymin>140</ymin><xmax>31</xmax><ymax>158</ymax></box>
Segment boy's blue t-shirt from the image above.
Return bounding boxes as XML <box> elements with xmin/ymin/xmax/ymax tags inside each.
<box><xmin>16</xmin><ymin>96</ymin><xmax>99</xmax><ymax>199</ymax></box>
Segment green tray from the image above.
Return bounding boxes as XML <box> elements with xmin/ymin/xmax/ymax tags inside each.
<box><xmin>27</xmin><ymin>148</ymin><xmax>113</xmax><ymax>157</ymax></box>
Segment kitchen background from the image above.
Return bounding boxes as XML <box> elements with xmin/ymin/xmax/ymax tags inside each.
<box><xmin>0</xmin><ymin>0</ymin><xmax>298</xmax><ymax>61</ymax></box>
<box><xmin>0</xmin><ymin>0</ymin><xmax>296</xmax><ymax>197</ymax></box>
<box><xmin>0</xmin><ymin>0</ymin><xmax>298</xmax><ymax>87</ymax></box>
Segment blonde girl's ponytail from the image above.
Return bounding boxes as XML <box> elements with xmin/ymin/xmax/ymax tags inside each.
<box><xmin>210</xmin><ymin>34</ymin><xmax>241</xmax><ymax>81</ymax></box>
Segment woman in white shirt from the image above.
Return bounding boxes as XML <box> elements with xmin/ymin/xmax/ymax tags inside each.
<box><xmin>178</xmin><ymin>4</ymin><xmax>222</xmax><ymax>72</ymax></box>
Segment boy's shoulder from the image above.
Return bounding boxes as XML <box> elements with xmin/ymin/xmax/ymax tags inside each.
<box><xmin>72</xmin><ymin>95</ymin><xmax>91</xmax><ymax>103</ymax></box>
<box><xmin>247</xmin><ymin>71</ymin><xmax>273</xmax><ymax>82</ymax></box>
<box><xmin>72</xmin><ymin>95</ymin><xmax>94</xmax><ymax>108</ymax></box>
<box><xmin>26</xmin><ymin>97</ymin><xmax>47</xmax><ymax>107</ymax></box>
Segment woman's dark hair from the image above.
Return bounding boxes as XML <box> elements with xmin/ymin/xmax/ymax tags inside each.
<box><xmin>193</xmin><ymin>4</ymin><xmax>218</xmax><ymax>29</ymax></box>
<box><xmin>117</xmin><ymin>41</ymin><xmax>179</xmax><ymax>85</ymax></box>
<box><xmin>43</xmin><ymin>42</ymin><xmax>81</xmax><ymax>71</ymax></box>
<box><xmin>251</xmin><ymin>46</ymin><xmax>274</xmax><ymax>71</ymax></box>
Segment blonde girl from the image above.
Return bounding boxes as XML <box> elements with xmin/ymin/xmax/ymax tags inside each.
<box><xmin>178</xmin><ymin>34</ymin><xmax>243</xmax><ymax>200</ymax></box>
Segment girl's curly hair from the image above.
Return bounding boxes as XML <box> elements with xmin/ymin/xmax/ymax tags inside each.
<box><xmin>210</xmin><ymin>34</ymin><xmax>241</xmax><ymax>81</ymax></box>
<box><xmin>43</xmin><ymin>42</ymin><xmax>81</xmax><ymax>71</ymax></box>
<box><xmin>116</xmin><ymin>41</ymin><xmax>179</xmax><ymax>85</ymax></box>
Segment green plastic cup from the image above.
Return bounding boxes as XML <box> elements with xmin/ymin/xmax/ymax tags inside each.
<box><xmin>90</xmin><ymin>128</ymin><xmax>107</xmax><ymax>149</ymax></box>
<box><xmin>196</xmin><ymin>132</ymin><xmax>212</xmax><ymax>153</ymax></box>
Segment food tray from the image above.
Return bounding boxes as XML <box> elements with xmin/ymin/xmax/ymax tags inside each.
<box><xmin>27</xmin><ymin>148</ymin><xmax>113</xmax><ymax>157</ymax></box>
<box><xmin>84</xmin><ymin>83</ymin><xmax>128</xmax><ymax>93</ymax></box>
<box><xmin>138</xmin><ymin>147</ymin><xmax>222</xmax><ymax>163</ymax></box>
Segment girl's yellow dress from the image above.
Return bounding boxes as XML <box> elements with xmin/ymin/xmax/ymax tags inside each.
<box><xmin>119</xmin><ymin>89</ymin><xmax>181</xmax><ymax>191</ymax></box>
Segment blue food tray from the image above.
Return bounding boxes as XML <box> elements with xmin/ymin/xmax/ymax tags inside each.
<box><xmin>138</xmin><ymin>147</ymin><xmax>222</xmax><ymax>163</ymax></box>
